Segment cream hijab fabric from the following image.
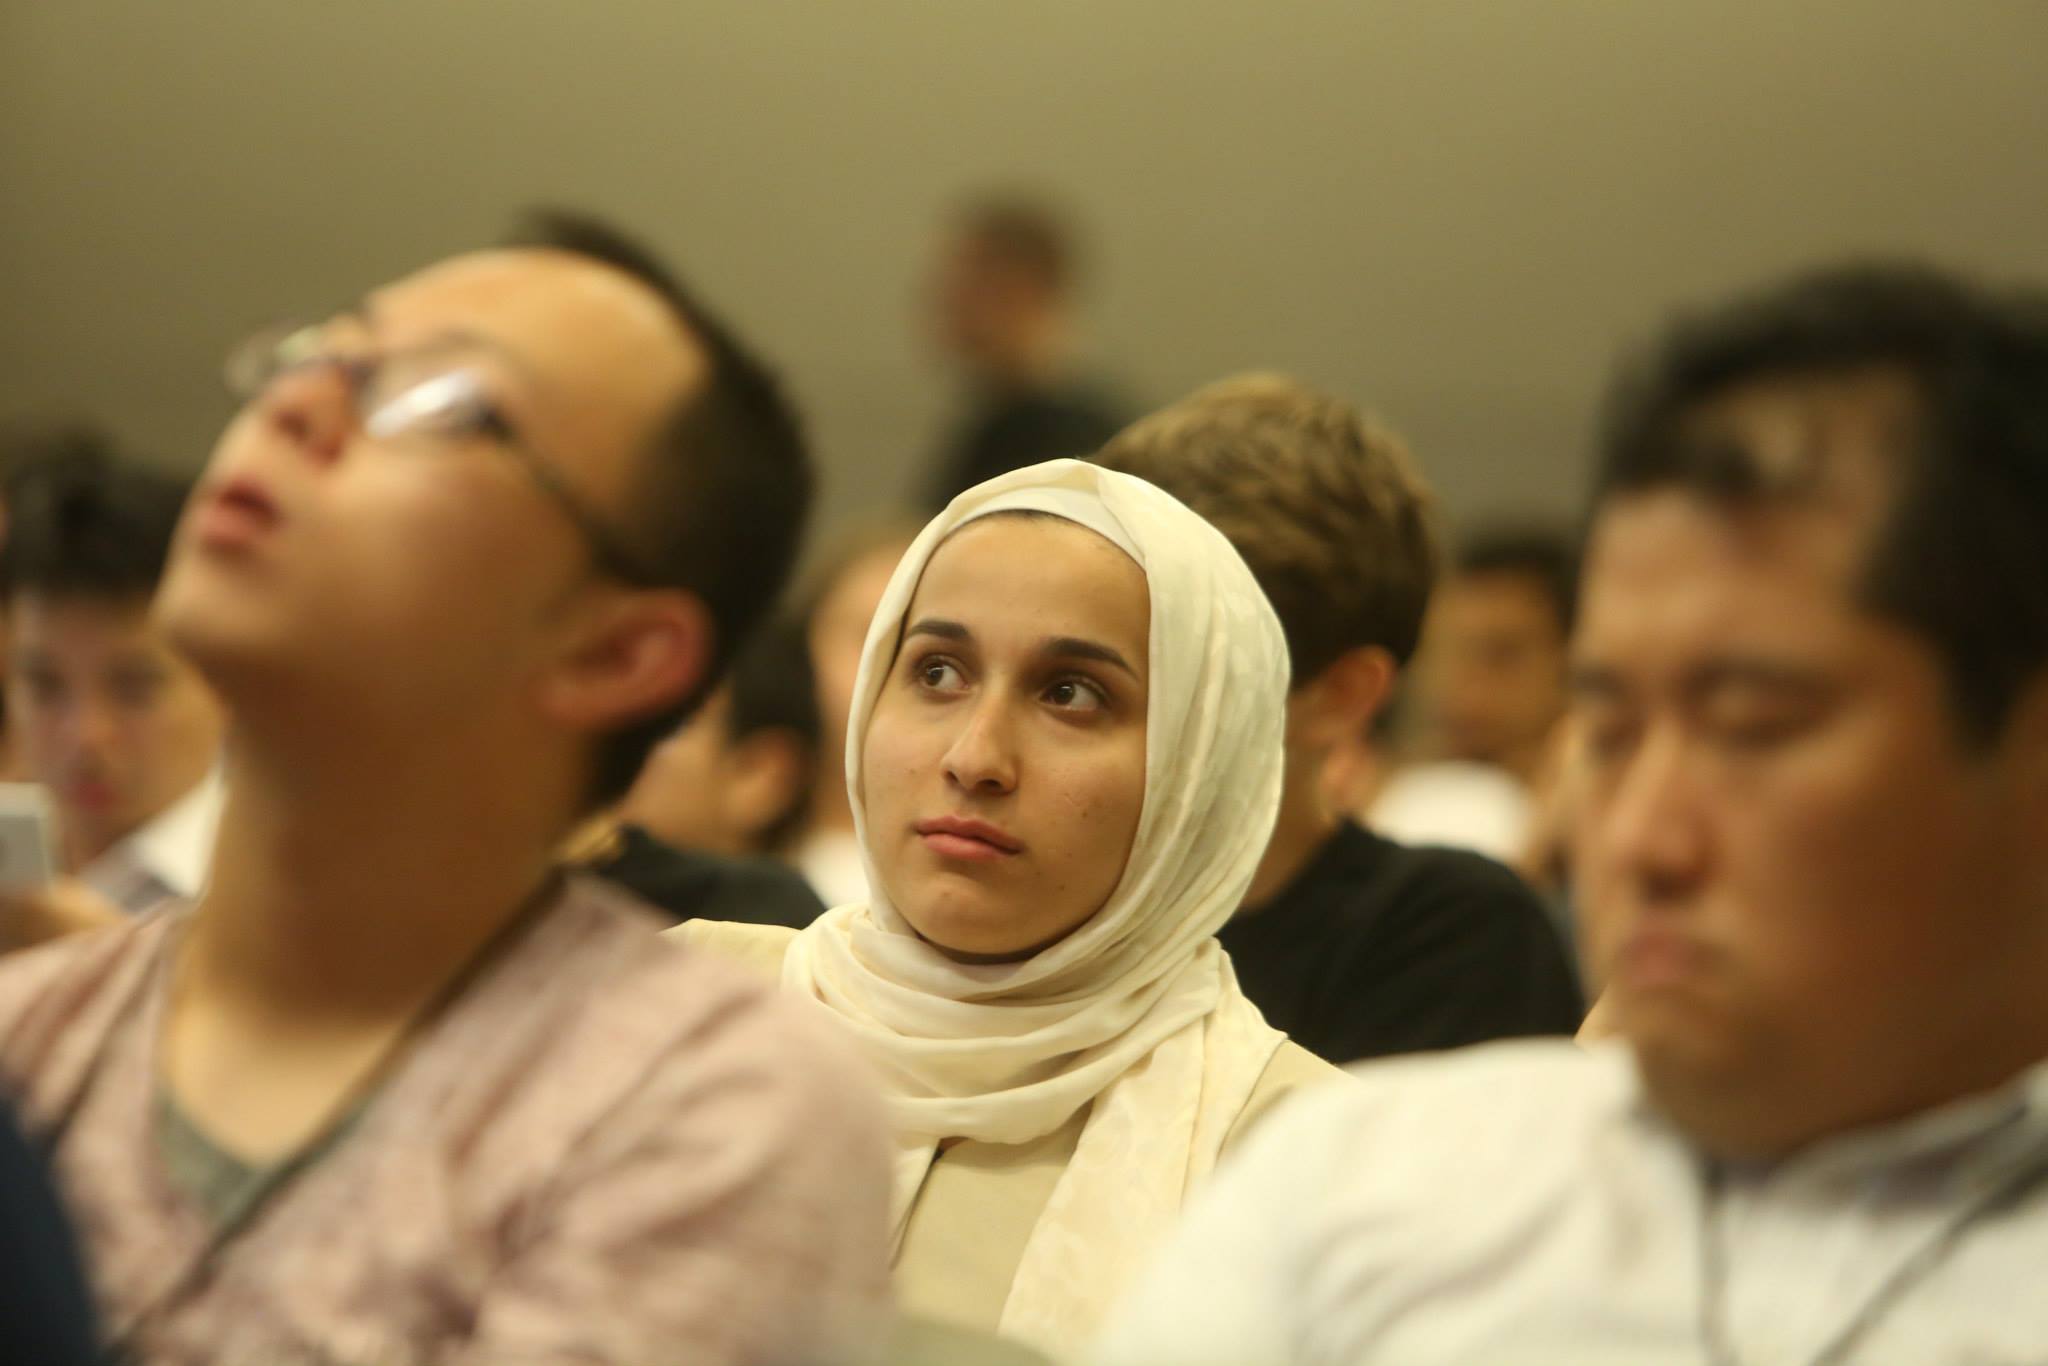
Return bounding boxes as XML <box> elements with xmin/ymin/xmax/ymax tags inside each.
<box><xmin>782</xmin><ymin>458</ymin><xmax>1290</xmax><ymax>1353</ymax></box>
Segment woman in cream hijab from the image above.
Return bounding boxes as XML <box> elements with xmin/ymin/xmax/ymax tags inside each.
<box><xmin>675</xmin><ymin>459</ymin><xmax>1344</xmax><ymax>1355</ymax></box>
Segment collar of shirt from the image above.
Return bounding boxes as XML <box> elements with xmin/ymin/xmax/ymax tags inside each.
<box><xmin>1661</xmin><ymin>1055</ymin><xmax>2048</xmax><ymax>1201</ymax></box>
<box><xmin>80</xmin><ymin>769</ymin><xmax>225</xmax><ymax>913</ymax></box>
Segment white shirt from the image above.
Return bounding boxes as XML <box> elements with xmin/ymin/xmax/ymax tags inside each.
<box><xmin>78</xmin><ymin>769</ymin><xmax>223</xmax><ymax>915</ymax></box>
<box><xmin>792</xmin><ymin>829</ymin><xmax>869</xmax><ymax>911</ymax></box>
<box><xmin>1367</xmin><ymin>761</ymin><xmax>1532</xmax><ymax>865</ymax></box>
<box><xmin>1090</xmin><ymin>1041</ymin><xmax>2048</xmax><ymax>1366</ymax></box>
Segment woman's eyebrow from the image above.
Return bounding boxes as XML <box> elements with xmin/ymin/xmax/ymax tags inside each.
<box><xmin>902</xmin><ymin>618</ymin><xmax>970</xmax><ymax>642</ymax></box>
<box><xmin>1042</xmin><ymin>636</ymin><xmax>1139</xmax><ymax>679</ymax></box>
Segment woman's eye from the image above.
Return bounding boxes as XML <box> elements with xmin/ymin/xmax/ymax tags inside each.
<box><xmin>914</xmin><ymin>658</ymin><xmax>966</xmax><ymax>692</ymax></box>
<box><xmin>1045</xmin><ymin>678</ymin><xmax>1107</xmax><ymax>712</ymax></box>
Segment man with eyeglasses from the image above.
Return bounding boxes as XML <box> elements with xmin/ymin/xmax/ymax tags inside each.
<box><xmin>0</xmin><ymin>212</ymin><xmax>892</xmax><ymax>1366</ymax></box>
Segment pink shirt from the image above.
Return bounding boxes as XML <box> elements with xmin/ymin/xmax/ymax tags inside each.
<box><xmin>0</xmin><ymin>876</ymin><xmax>892</xmax><ymax>1366</ymax></box>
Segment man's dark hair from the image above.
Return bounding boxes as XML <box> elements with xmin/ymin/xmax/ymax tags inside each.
<box><xmin>722</xmin><ymin>616</ymin><xmax>820</xmax><ymax>851</ymax></box>
<box><xmin>504</xmin><ymin>210</ymin><xmax>814</xmax><ymax>805</ymax></box>
<box><xmin>1595</xmin><ymin>262</ymin><xmax>2048</xmax><ymax>744</ymax></box>
<box><xmin>0</xmin><ymin>430</ymin><xmax>189</xmax><ymax>604</ymax></box>
<box><xmin>1455</xmin><ymin>526</ymin><xmax>1579</xmax><ymax>638</ymax></box>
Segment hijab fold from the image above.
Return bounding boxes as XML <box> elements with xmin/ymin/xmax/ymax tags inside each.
<box><xmin>781</xmin><ymin>459</ymin><xmax>1291</xmax><ymax>1352</ymax></box>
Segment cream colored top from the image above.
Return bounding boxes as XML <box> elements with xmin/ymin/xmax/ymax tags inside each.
<box><xmin>784</xmin><ymin>463</ymin><xmax>1311</xmax><ymax>1354</ymax></box>
<box><xmin>672</xmin><ymin>919</ymin><xmax>1349</xmax><ymax>1336</ymax></box>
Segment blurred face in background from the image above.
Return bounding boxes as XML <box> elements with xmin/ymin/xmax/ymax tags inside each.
<box><xmin>1570</xmin><ymin>375</ymin><xmax>2048</xmax><ymax>1157</ymax></box>
<box><xmin>926</xmin><ymin>230</ymin><xmax>1049</xmax><ymax>382</ymax></box>
<box><xmin>1415</xmin><ymin>570</ymin><xmax>1569</xmax><ymax>779</ymax></box>
<box><xmin>860</xmin><ymin>516</ymin><xmax>1149</xmax><ymax>962</ymax></box>
<box><xmin>806</xmin><ymin>536</ymin><xmax>915</xmax><ymax>830</ymax></box>
<box><xmin>618</xmin><ymin>684</ymin><xmax>812</xmax><ymax>858</ymax></box>
<box><xmin>7</xmin><ymin>593</ymin><xmax>224</xmax><ymax>865</ymax></box>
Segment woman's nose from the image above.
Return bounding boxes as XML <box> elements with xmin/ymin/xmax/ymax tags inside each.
<box><xmin>942</xmin><ymin>696</ymin><xmax>1020</xmax><ymax>794</ymax></box>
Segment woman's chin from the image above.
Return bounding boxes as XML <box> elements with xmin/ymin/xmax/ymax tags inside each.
<box><xmin>901</xmin><ymin>899</ymin><xmax>1090</xmax><ymax>966</ymax></box>
<box><xmin>904</xmin><ymin>905</ymin><xmax>1038</xmax><ymax>965</ymax></box>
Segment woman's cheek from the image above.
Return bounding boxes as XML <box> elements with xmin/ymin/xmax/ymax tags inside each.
<box><xmin>860</xmin><ymin>712</ymin><xmax>915</xmax><ymax>792</ymax></box>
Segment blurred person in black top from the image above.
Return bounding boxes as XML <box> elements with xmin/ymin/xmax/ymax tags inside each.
<box><xmin>576</xmin><ymin>616</ymin><xmax>823</xmax><ymax>928</ymax></box>
<box><xmin>0</xmin><ymin>1095</ymin><xmax>96</xmax><ymax>1364</ymax></box>
<box><xmin>1367</xmin><ymin>526</ymin><xmax>1580</xmax><ymax>867</ymax></box>
<box><xmin>1095</xmin><ymin>375</ymin><xmax>1582</xmax><ymax>1063</ymax></box>
<box><xmin>920</xmin><ymin>194</ymin><xmax>1127</xmax><ymax>506</ymax></box>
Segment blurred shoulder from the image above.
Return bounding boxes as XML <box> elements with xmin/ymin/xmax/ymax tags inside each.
<box><xmin>1276</xmin><ymin>1039</ymin><xmax>1639</xmax><ymax>1182</ymax></box>
<box><xmin>0</xmin><ymin>911</ymin><xmax>172</xmax><ymax>1058</ymax></box>
<box><xmin>662</xmin><ymin>917</ymin><xmax>797</xmax><ymax>984</ymax></box>
<box><xmin>1229</xmin><ymin>1038</ymin><xmax>1355</xmax><ymax>1148</ymax></box>
<box><xmin>547</xmin><ymin>885</ymin><xmax>868</xmax><ymax>1121</ymax></box>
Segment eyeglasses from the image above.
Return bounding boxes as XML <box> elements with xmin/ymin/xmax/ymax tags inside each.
<box><xmin>224</xmin><ymin>321</ymin><xmax>657</xmax><ymax>585</ymax></box>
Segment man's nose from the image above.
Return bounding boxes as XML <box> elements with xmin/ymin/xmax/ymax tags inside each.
<box><xmin>1583</xmin><ymin>724</ymin><xmax>1712</xmax><ymax>904</ymax></box>
<box><xmin>258</xmin><ymin>360</ymin><xmax>358</xmax><ymax>465</ymax></box>
<box><xmin>65</xmin><ymin>695</ymin><xmax>121</xmax><ymax>759</ymax></box>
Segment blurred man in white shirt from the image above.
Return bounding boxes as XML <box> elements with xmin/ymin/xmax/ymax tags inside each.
<box><xmin>1093</xmin><ymin>262</ymin><xmax>2048</xmax><ymax>1366</ymax></box>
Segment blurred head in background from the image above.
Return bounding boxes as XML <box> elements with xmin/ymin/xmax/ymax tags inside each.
<box><xmin>799</xmin><ymin>522</ymin><xmax>921</xmax><ymax>822</ymax></box>
<box><xmin>1572</xmin><ymin>261</ymin><xmax>2048</xmax><ymax>1158</ymax></box>
<box><xmin>0</xmin><ymin>424</ymin><xmax>112</xmax><ymax>783</ymax></box>
<box><xmin>928</xmin><ymin>194</ymin><xmax>1081</xmax><ymax>391</ymax></box>
<box><xmin>617</xmin><ymin>615</ymin><xmax>819</xmax><ymax>858</ymax></box>
<box><xmin>920</xmin><ymin>193</ymin><xmax>1130</xmax><ymax>507</ymax></box>
<box><xmin>0</xmin><ymin>439</ymin><xmax>223</xmax><ymax>871</ymax></box>
<box><xmin>1095</xmin><ymin>372</ymin><xmax>1440</xmax><ymax>902</ymax></box>
<box><xmin>787</xmin><ymin>521</ymin><xmax>921</xmax><ymax>905</ymax></box>
<box><xmin>1411</xmin><ymin>526</ymin><xmax>1578</xmax><ymax>788</ymax></box>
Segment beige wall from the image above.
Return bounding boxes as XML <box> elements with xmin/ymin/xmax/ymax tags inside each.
<box><xmin>3</xmin><ymin>1</ymin><xmax>2045</xmax><ymax>536</ymax></box>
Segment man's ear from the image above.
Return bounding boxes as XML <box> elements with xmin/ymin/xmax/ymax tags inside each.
<box><xmin>537</xmin><ymin>590</ymin><xmax>714</xmax><ymax>734</ymax></box>
<box><xmin>1289</xmin><ymin>645</ymin><xmax>1398</xmax><ymax>751</ymax></box>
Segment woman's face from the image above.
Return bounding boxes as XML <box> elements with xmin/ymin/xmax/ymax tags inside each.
<box><xmin>861</xmin><ymin>515</ymin><xmax>1150</xmax><ymax>962</ymax></box>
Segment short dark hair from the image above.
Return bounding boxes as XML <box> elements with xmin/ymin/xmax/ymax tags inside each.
<box><xmin>1595</xmin><ymin>262</ymin><xmax>2048</xmax><ymax>744</ymax></box>
<box><xmin>956</xmin><ymin>194</ymin><xmax>1077</xmax><ymax>295</ymax></box>
<box><xmin>722</xmin><ymin>615</ymin><xmax>820</xmax><ymax>851</ymax></box>
<box><xmin>1094</xmin><ymin>372</ymin><xmax>1441</xmax><ymax>681</ymax></box>
<box><xmin>504</xmin><ymin>210</ymin><xmax>814</xmax><ymax>805</ymax></box>
<box><xmin>1455</xmin><ymin>526</ymin><xmax>1579</xmax><ymax>637</ymax></box>
<box><xmin>0</xmin><ymin>430</ymin><xmax>190</xmax><ymax>604</ymax></box>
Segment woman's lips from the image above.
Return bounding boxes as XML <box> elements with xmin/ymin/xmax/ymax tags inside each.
<box><xmin>921</xmin><ymin>831</ymin><xmax>1016</xmax><ymax>862</ymax></box>
<box><xmin>915</xmin><ymin>817</ymin><xmax>1023</xmax><ymax>862</ymax></box>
